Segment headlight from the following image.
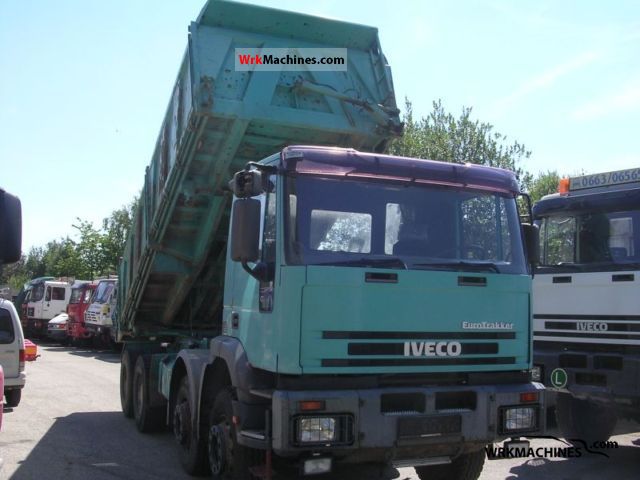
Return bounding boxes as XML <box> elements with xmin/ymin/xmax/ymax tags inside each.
<box><xmin>298</xmin><ymin>417</ymin><xmax>336</xmax><ymax>443</ymax></box>
<box><xmin>502</xmin><ymin>406</ymin><xmax>537</xmax><ymax>433</ymax></box>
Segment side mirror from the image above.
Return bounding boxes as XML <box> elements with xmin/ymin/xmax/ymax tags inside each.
<box><xmin>229</xmin><ymin>170</ymin><xmax>264</xmax><ymax>198</ymax></box>
<box><xmin>230</xmin><ymin>199</ymin><xmax>261</xmax><ymax>263</ymax></box>
<box><xmin>0</xmin><ymin>189</ymin><xmax>22</xmax><ymax>264</ymax></box>
<box><xmin>521</xmin><ymin>223</ymin><xmax>539</xmax><ymax>269</ymax></box>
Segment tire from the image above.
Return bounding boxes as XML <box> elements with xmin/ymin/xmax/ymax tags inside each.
<box><xmin>133</xmin><ymin>355</ymin><xmax>165</xmax><ymax>433</ymax></box>
<box><xmin>556</xmin><ymin>393</ymin><xmax>617</xmax><ymax>445</ymax></box>
<box><xmin>120</xmin><ymin>348</ymin><xmax>135</xmax><ymax>418</ymax></box>
<box><xmin>5</xmin><ymin>388</ymin><xmax>22</xmax><ymax>408</ymax></box>
<box><xmin>173</xmin><ymin>376</ymin><xmax>209</xmax><ymax>476</ymax></box>
<box><xmin>208</xmin><ymin>388</ymin><xmax>262</xmax><ymax>480</ymax></box>
<box><xmin>415</xmin><ymin>450</ymin><xmax>485</xmax><ymax>480</ymax></box>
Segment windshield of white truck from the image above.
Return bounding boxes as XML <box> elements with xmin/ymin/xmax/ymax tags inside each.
<box><xmin>538</xmin><ymin>208</ymin><xmax>640</xmax><ymax>271</ymax></box>
<box><xmin>285</xmin><ymin>176</ymin><xmax>526</xmax><ymax>274</ymax></box>
<box><xmin>93</xmin><ymin>282</ymin><xmax>114</xmax><ymax>304</ymax></box>
<box><xmin>30</xmin><ymin>284</ymin><xmax>44</xmax><ymax>302</ymax></box>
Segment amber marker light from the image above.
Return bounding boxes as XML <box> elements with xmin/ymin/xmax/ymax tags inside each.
<box><xmin>299</xmin><ymin>400</ymin><xmax>326</xmax><ymax>411</ymax></box>
<box><xmin>558</xmin><ymin>178</ymin><xmax>570</xmax><ymax>195</ymax></box>
<box><xmin>520</xmin><ymin>392</ymin><xmax>539</xmax><ymax>403</ymax></box>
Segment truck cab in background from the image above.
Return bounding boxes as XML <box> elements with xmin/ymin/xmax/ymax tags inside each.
<box><xmin>24</xmin><ymin>279</ymin><xmax>73</xmax><ymax>337</ymax></box>
<box><xmin>84</xmin><ymin>278</ymin><xmax>117</xmax><ymax>346</ymax></box>
<box><xmin>15</xmin><ymin>277</ymin><xmax>55</xmax><ymax>326</ymax></box>
<box><xmin>533</xmin><ymin>167</ymin><xmax>640</xmax><ymax>443</ymax></box>
<box><xmin>67</xmin><ymin>280</ymin><xmax>98</xmax><ymax>345</ymax></box>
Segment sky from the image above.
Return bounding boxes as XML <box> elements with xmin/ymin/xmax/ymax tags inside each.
<box><xmin>1</xmin><ymin>0</ymin><xmax>639</xmax><ymax>252</ymax></box>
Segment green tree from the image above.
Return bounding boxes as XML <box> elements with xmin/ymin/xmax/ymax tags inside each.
<box><xmin>388</xmin><ymin>99</ymin><xmax>532</xmax><ymax>186</ymax></box>
<box><xmin>101</xmin><ymin>199</ymin><xmax>137</xmax><ymax>273</ymax></box>
<box><xmin>42</xmin><ymin>238</ymin><xmax>85</xmax><ymax>278</ymax></box>
<box><xmin>526</xmin><ymin>170</ymin><xmax>562</xmax><ymax>203</ymax></box>
<box><xmin>24</xmin><ymin>247</ymin><xmax>47</xmax><ymax>278</ymax></box>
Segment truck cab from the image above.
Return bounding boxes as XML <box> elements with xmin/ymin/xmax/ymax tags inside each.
<box><xmin>67</xmin><ymin>281</ymin><xmax>98</xmax><ymax>344</ymax></box>
<box><xmin>84</xmin><ymin>278</ymin><xmax>117</xmax><ymax>344</ymax></box>
<box><xmin>533</xmin><ymin>167</ymin><xmax>640</xmax><ymax>442</ymax></box>
<box><xmin>25</xmin><ymin>279</ymin><xmax>73</xmax><ymax>336</ymax></box>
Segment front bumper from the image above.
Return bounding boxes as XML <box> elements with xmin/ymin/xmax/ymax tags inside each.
<box><xmin>68</xmin><ymin>320</ymin><xmax>92</xmax><ymax>339</ymax></box>
<box><xmin>25</xmin><ymin>319</ymin><xmax>48</xmax><ymax>335</ymax></box>
<box><xmin>3</xmin><ymin>372</ymin><xmax>26</xmax><ymax>388</ymax></box>
<box><xmin>535</xmin><ymin>346</ymin><xmax>640</xmax><ymax>404</ymax></box>
<box><xmin>85</xmin><ymin>323</ymin><xmax>111</xmax><ymax>335</ymax></box>
<box><xmin>269</xmin><ymin>382</ymin><xmax>544</xmax><ymax>461</ymax></box>
<box><xmin>47</xmin><ymin>328</ymin><xmax>68</xmax><ymax>341</ymax></box>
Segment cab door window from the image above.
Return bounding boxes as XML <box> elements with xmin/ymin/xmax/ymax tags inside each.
<box><xmin>259</xmin><ymin>175</ymin><xmax>277</xmax><ymax>313</ymax></box>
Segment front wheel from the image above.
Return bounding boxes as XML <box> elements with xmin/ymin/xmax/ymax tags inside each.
<box><xmin>556</xmin><ymin>393</ymin><xmax>617</xmax><ymax>445</ymax></box>
<box><xmin>415</xmin><ymin>450</ymin><xmax>485</xmax><ymax>480</ymax></box>
<box><xmin>173</xmin><ymin>376</ymin><xmax>209</xmax><ymax>475</ymax></box>
<box><xmin>208</xmin><ymin>388</ymin><xmax>261</xmax><ymax>479</ymax></box>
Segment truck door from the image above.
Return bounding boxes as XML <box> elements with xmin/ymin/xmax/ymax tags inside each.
<box><xmin>42</xmin><ymin>286</ymin><xmax>67</xmax><ymax>320</ymax></box>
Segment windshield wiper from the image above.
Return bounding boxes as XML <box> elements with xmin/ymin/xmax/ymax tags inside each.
<box><xmin>412</xmin><ymin>261</ymin><xmax>500</xmax><ymax>273</ymax></box>
<box><xmin>315</xmin><ymin>256</ymin><xmax>408</xmax><ymax>270</ymax></box>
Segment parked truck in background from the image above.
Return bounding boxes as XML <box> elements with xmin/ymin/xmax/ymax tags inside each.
<box><xmin>67</xmin><ymin>280</ymin><xmax>98</xmax><ymax>345</ymax></box>
<box><xmin>14</xmin><ymin>276</ymin><xmax>54</xmax><ymax>325</ymax></box>
<box><xmin>116</xmin><ymin>1</ymin><xmax>543</xmax><ymax>478</ymax></box>
<box><xmin>84</xmin><ymin>277</ymin><xmax>117</xmax><ymax>346</ymax></box>
<box><xmin>533</xmin><ymin>167</ymin><xmax>640</xmax><ymax>443</ymax></box>
<box><xmin>24</xmin><ymin>278</ymin><xmax>73</xmax><ymax>336</ymax></box>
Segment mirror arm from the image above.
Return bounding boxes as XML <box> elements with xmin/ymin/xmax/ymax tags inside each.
<box><xmin>241</xmin><ymin>260</ymin><xmax>273</xmax><ymax>282</ymax></box>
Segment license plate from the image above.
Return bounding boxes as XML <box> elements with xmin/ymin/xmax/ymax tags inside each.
<box><xmin>397</xmin><ymin>415</ymin><xmax>461</xmax><ymax>438</ymax></box>
<box><xmin>487</xmin><ymin>440</ymin><xmax>531</xmax><ymax>460</ymax></box>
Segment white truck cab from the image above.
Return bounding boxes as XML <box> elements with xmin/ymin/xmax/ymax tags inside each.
<box><xmin>25</xmin><ymin>279</ymin><xmax>73</xmax><ymax>336</ymax></box>
<box><xmin>84</xmin><ymin>278</ymin><xmax>118</xmax><ymax>344</ymax></box>
<box><xmin>533</xmin><ymin>167</ymin><xmax>640</xmax><ymax>443</ymax></box>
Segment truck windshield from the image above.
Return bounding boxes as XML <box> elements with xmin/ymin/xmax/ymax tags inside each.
<box><xmin>285</xmin><ymin>175</ymin><xmax>526</xmax><ymax>274</ymax></box>
<box><xmin>69</xmin><ymin>288</ymin><xmax>84</xmax><ymax>304</ymax></box>
<box><xmin>93</xmin><ymin>282</ymin><xmax>115</xmax><ymax>304</ymax></box>
<box><xmin>538</xmin><ymin>208</ymin><xmax>640</xmax><ymax>270</ymax></box>
<box><xmin>30</xmin><ymin>284</ymin><xmax>44</xmax><ymax>302</ymax></box>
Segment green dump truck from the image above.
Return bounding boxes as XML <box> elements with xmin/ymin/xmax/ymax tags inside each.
<box><xmin>117</xmin><ymin>1</ymin><xmax>543</xmax><ymax>478</ymax></box>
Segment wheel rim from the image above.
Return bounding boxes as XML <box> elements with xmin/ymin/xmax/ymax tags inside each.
<box><xmin>173</xmin><ymin>400</ymin><xmax>191</xmax><ymax>446</ymax></box>
<box><xmin>134</xmin><ymin>372</ymin><xmax>144</xmax><ymax>419</ymax></box>
<box><xmin>208</xmin><ymin>424</ymin><xmax>227</xmax><ymax>475</ymax></box>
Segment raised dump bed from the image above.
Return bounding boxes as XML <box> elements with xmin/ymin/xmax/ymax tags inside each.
<box><xmin>118</xmin><ymin>0</ymin><xmax>401</xmax><ymax>337</ymax></box>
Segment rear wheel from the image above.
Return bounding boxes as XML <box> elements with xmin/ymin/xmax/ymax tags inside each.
<box><xmin>415</xmin><ymin>450</ymin><xmax>485</xmax><ymax>480</ymax></box>
<box><xmin>173</xmin><ymin>376</ymin><xmax>208</xmax><ymax>475</ymax></box>
<box><xmin>207</xmin><ymin>388</ymin><xmax>261</xmax><ymax>479</ymax></box>
<box><xmin>133</xmin><ymin>355</ymin><xmax>164</xmax><ymax>432</ymax></box>
<box><xmin>120</xmin><ymin>348</ymin><xmax>134</xmax><ymax>418</ymax></box>
<box><xmin>556</xmin><ymin>393</ymin><xmax>617</xmax><ymax>445</ymax></box>
<box><xmin>5</xmin><ymin>389</ymin><xmax>22</xmax><ymax>408</ymax></box>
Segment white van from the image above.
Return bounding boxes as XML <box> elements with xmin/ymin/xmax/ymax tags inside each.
<box><xmin>0</xmin><ymin>298</ymin><xmax>25</xmax><ymax>407</ymax></box>
<box><xmin>25</xmin><ymin>279</ymin><xmax>73</xmax><ymax>336</ymax></box>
